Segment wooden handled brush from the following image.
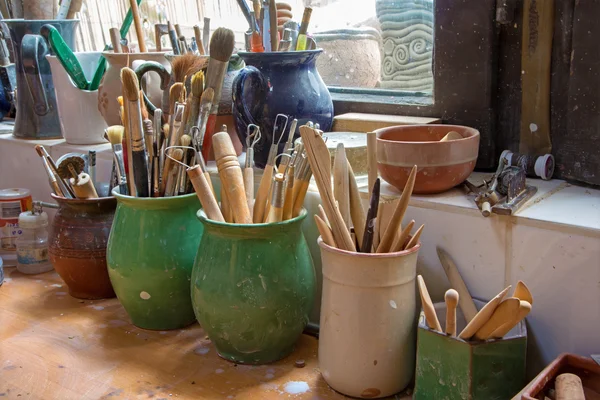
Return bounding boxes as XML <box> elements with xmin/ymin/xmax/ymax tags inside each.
<box><xmin>212</xmin><ymin>131</ymin><xmax>252</xmax><ymax>224</ymax></box>
<box><xmin>129</xmin><ymin>0</ymin><xmax>146</xmax><ymax>52</ymax></box>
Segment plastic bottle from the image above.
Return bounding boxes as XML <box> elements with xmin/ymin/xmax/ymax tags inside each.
<box><xmin>15</xmin><ymin>211</ymin><xmax>53</xmax><ymax>274</ymax></box>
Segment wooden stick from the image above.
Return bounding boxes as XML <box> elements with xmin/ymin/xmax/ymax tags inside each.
<box><xmin>109</xmin><ymin>28</ymin><xmax>122</xmax><ymax>53</ymax></box>
<box><xmin>437</xmin><ymin>247</ymin><xmax>479</xmax><ymax>324</ymax></box>
<box><xmin>333</xmin><ymin>143</ymin><xmax>350</xmax><ymax>229</ymax></box>
<box><xmin>212</xmin><ymin>132</ymin><xmax>251</xmax><ymax>224</ymax></box>
<box><xmin>488</xmin><ymin>300</ymin><xmax>531</xmax><ymax>339</ymax></box>
<box><xmin>221</xmin><ymin>184</ymin><xmax>233</xmax><ymax>223</ymax></box>
<box><xmin>513</xmin><ymin>280</ymin><xmax>533</xmax><ymax>305</ymax></box>
<box><xmin>404</xmin><ymin>223</ymin><xmax>424</xmax><ymax>250</ymax></box>
<box><xmin>390</xmin><ymin>220</ymin><xmax>414</xmax><ymax>253</ymax></box>
<box><xmin>318</xmin><ymin>204</ymin><xmax>329</xmax><ymax>226</ymax></box>
<box><xmin>417</xmin><ymin>275</ymin><xmax>442</xmax><ymax>332</ymax></box>
<box><xmin>474</xmin><ymin>297</ymin><xmax>520</xmax><ymax>340</ymax></box>
<box><xmin>66</xmin><ymin>0</ymin><xmax>82</xmax><ymax>19</ymax></box>
<box><xmin>254</xmin><ymin>166</ymin><xmax>274</xmax><ymax>223</ymax></box>
<box><xmin>315</xmin><ymin>215</ymin><xmax>336</xmax><ymax>248</ymax></box>
<box><xmin>70</xmin><ymin>173</ymin><xmax>98</xmax><ymax>199</ymax></box>
<box><xmin>193</xmin><ymin>25</ymin><xmax>205</xmax><ymax>55</ymax></box>
<box><xmin>377</xmin><ymin>165</ymin><xmax>417</xmax><ymax>253</ymax></box>
<box><xmin>265</xmin><ymin>173</ymin><xmax>285</xmax><ymax>223</ymax></box>
<box><xmin>188</xmin><ymin>165</ymin><xmax>224</xmax><ymax>222</ymax></box>
<box><xmin>243</xmin><ymin>166</ymin><xmax>254</xmax><ymax>219</ymax></box>
<box><xmin>445</xmin><ymin>289</ymin><xmax>459</xmax><ymax>337</ymax></box>
<box><xmin>282</xmin><ymin>166</ymin><xmax>294</xmax><ymax>220</ymax></box>
<box><xmin>367</xmin><ymin>131</ymin><xmax>377</xmax><ymax>194</ymax></box>
<box><xmin>458</xmin><ymin>286</ymin><xmax>511</xmax><ymax>340</ymax></box>
<box><xmin>348</xmin><ymin>162</ymin><xmax>366</xmax><ymax>249</ymax></box>
<box><xmin>269</xmin><ymin>0</ymin><xmax>279</xmax><ymax>51</ymax></box>
<box><xmin>129</xmin><ymin>0</ymin><xmax>147</xmax><ymax>52</ymax></box>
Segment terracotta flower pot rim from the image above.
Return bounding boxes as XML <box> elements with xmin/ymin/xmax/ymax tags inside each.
<box><xmin>317</xmin><ymin>236</ymin><xmax>421</xmax><ymax>258</ymax></box>
<box><xmin>375</xmin><ymin>124</ymin><xmax>480</xmax><ymax>145</ymax></box>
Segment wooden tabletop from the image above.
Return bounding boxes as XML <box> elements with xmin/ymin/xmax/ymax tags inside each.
<box><xmin>0</xmin><ymin>268</ymin><xmax>349</xmax><ymax>400</ymax></box>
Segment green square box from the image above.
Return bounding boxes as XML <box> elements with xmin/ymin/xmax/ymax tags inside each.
<box><xmin>414</xmin><ymin>301</ymin><xmax>527</xmax><ymax>400</ymax></box>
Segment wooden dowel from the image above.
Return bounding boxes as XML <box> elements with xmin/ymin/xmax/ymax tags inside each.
<box><xmin>367</xmin><ymin>131</ymin><xmax>378</xmax><ymax>194</ymax></box>
<box><xmin>187</xmin><ymin>165</ymin><xmax>224</xmax><ymax>222</ymax></box>
<box><xmin>347</xmin><ymin>161</ymin><xmax>365</xmax><ymax>249</ymax></box>
<box><xmin>315</xmin><ymin>215</ymin><xmax>336</xmax><ymax>248</ymax></box>
<box><xmin>129</xmin><ymin>0</ymin><xmax>147</xmax><ymax>52</ymax></box>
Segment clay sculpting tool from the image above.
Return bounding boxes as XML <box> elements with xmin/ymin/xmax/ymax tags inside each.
<box><xmin>440</xmin><ymin>131</ymin><xmax>462</xmax><ymax>142</ymax></box>
<box><xmin>265</xmin><ymin>173</ymin><xmax>285</xmax><ymax>223</ymax></box>
<box><xmin>445</xmin><ymin>289</ymin><xmax>459</xmax><ymax>336</ymax></box>
<box><xmin>437</xmin><ymin>247</ymin><xmax>479</xmax><ymax>324</ymax></box>
<box><xmin>315</xmin><ymin>214</ymin><xmax>336</xmax><ymax>248</ymax></box>
<box><xmin>277</xmin><ymin>118</ymin><xmax>298</xmax><ymax>174</ymax></box>
<box><xmin>474</xmin><ymin>297</ymin><xmax>520</xmax><ymax>340</ymax></box>
<box><xmin>361</xmin><ymin>178</ymin><xmax>380</xmax><ymax>253</ymax></box>
<box><xmin>41</xmin><ymin>24</ymin><xmax>88</xmax><ymax>90</ymax></box>
<box><xmin>221</xmin><ymin>183</ymin><xmax>233</xmax><ymax>222</ymax></box>
<box><xmin>244</xmin><ymin>125</ymin><xmax>261</xmax><ymax>216</ymax></box>
<box><xmin>300</xmin><ymin>125</ymin><xmax>355</xmax><ymax>251</ymax></box>
<box><xmin>35</xmin><ymin>145</ymin><xmax>66</xmax><ymax>197</ymax></box>
<box><xmin>390</xmin><ymin>219</ymin><xmax>414</xmax><ymax>253</ymax></box>
<box><xmin>261</xmin><ymin>0</ymin><xmax>272</xmax><ymax>51</ymax></box>
<box><xmin>202</xmin><ymin>28</ymin><xmax>235</xmax><ymax>160</ymax></box>
<box><xmin>295</xmin><ymin>7</ymin><xmax>312</xmax><ymax>50</ymax></box>
<box><xmin>333</xmin><ymin>143</ymin><xmax>350</xmax><ymax>229</ymax></box>
<box><xmin>291</xmin><ymin>153</ymin><xmax>311</xmax><ymax>218</ymax></box>
<box><xmin>212</xmin><ymin>131</ymin><xmax>252</xmax><ymax>224</ymax></box>
<box><xmin>347</xmin><ymin>162</ymin><xmax>365</xmax><ymax>248</ymax></box>
<box><xmin>367</xmin><ymin>131</ymin><xmax>378</xmax><ymax>194</ymax></box>
<box><xmin>417</xmin><ymin>275</ymin><xmax>442</xmax><ymax>332</ymax></box>
<box><xmin>404</xmin><ymin>223</ymin><xmax>424</xmax><ymax>250</ymax></box>
<box><xmin>458</xmin><ymin>285</ymin><xmax>511</xmax><ymax>340</ymax></box>
<box><xmin>164</xmin><ymin>148</ymin><xmax>183</xmax><ymax>196</ymax></box>
<box><xmin>488</xmin><ymin>300</ymin><xmax>531</xmax><ymax>339</ymax></box>
<box><xmin>129</xmin><ymin>0</ymin><xmax>146</xmax><ymax>52</ymax></box>
<box><xmin>121</xmin><ymin>67</ymin><xmax>149</xmax><ymax>197</ymax></box>
<box><xmin>513</xmin><ymin>280</ymin><xmax>533</xmax><ymax>304</ymax></box>
<box><xmin>377</xmin><ymin>165</ymin><xmax>417</xmax><ymax>253</ymax></box>
<box><xmin>555</xmin><ymin>373</ymin><xmax>585</xmax><ymax>400</ymax></box>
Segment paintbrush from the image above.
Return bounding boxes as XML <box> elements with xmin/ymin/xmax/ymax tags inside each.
<box><xmin>128</xmin><ymin>0</ymin><xmax>146</xmax><ymax>52</ymax></box>
<box><xmin>265</xmin><ymin>173</ymin><xmax>285</xmax><ymax>223</ymax></box>
<box><xmin>106</xmin><ymin>126</ymin><xmax>128</xmax><ymax>196</ymax></box>
<box><xmin>164</xmin><ymin>148</ymin><xmax>183</xmax><ymax>196</ymax></box>
<box><xmin>161</xmin><ymin>104</ymin><xmax>185</xmax><ymax>196</ymax></box>
<box><xmin>203</xmin><ymin>17</ymin><xmax>211</xmax><ymax>53</ymax></box>
<box><xmin>121</xmin><ymin>67</ymin><xmax>150</xmax><ymax>197</ymax></box>
<box><xmin>295</xmin><ymin>7</ymin><xmax>312</xmax><ymax>50</ymax></box>
<box><xmin>185</xmin><ymin>71</ymin><xmax>204</xmax><ymax>134</ymax></box>
<box><xmin>361</xmin><ymin>178</ymin><xmax>380</xmax><ymax>253</ymax></box>
<box><xmin>282</xmin><ymin>161</ymin><xmax>295</xmax><ymax>220</ymax></box>
<box><xmin>177</xmin><ymin>134</ymin><xmax>193</xmax><ymax>195</ymax></box>
<box><xmin>35</xmin><ymin>145</ymin><xmax>66</xmax><ymax>197</ymax></box>
<box><xmin>193</xmin><ymin>25</ymin><xmax>205</xmax><ymax>55</ymax></box>
<box><xmin>268</xmin><ymin>0</ymin><xmax>278</xmax><ymax>51</ymax></box>
<box><xmin>167</xmin><ymin>21</ymin><xmax>180</xmax><ymax>54</ymax></box>
<box><xmin>291</xmin><ymin>153</ymin><xmax>311</xmax><ymax>218</ymax></box>
<box><xmin>250</xmin><ymin>11</ymin><xmax>265</xmax><ymax>52</ymax></box>
<box><xmin>171</xmin><ymin>53</ymin><xmax>206</xmax><ymax>85</ymax></box>
<box><xmin>192</xmin><ymin>88</ymin><xmax>214</xmax><ymax>155</ymax></box>
<box><xmin>213</xmin><ymin>130</ymin><xmax>252</xmax><ymax>223</ymax></box>
<box><xmin>35</xmin><ymin>145</ymin><xmax>75</xmax><ymax>198</ymax></box>
<box><xmin>88</xmin><ymin>150</ymin><xmax>96</xmax><ymax>190</ymax></box>
<box><xmin>202</xmin><ymin>27</ymin><xmax>235</xmax><ymax>161</ymax></box>
<box><xmin>118</xmin><ymin>95</ymin><xmax>135</xmax><ymax>195</ymax></box>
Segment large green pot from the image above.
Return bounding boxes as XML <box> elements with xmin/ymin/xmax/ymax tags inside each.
<box><xmin>191</xmin><ymin>209</ymin><xmax>316</xmax><ymax>365</ymax></box>
<box><xmin>107</xmin><ymin>191</ymin><xmax>202</xmax><ymax>330</ymax></box>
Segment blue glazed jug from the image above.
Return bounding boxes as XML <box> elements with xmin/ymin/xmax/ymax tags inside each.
<box><xmin>3</xmin><ymin>19</ymin><xmax>79</xmax><ymax>139</ymax></box>
<box><xmin>232</xmin><ymin>50</ymin><xmax>333</xmax><ymax>169</ymax></box>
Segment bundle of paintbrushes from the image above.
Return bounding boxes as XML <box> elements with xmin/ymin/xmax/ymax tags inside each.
<box><xmin>154</xmin><ymin>20</ymin><xmax>211</xmax><ymax>56</ymax></box>
<box><xmin>235</xmin><ymin>0</ymin><xmax>316</xmax><ymax>52</ymax></box>
<box><xmin>299</xmin><ymin>125</ymin><xmax>425</xmax><ymax>253</ymax></box>
<box><xmin>34</xmin><ymin>146</ymin><xmax>102</xmax><ymax>199</ymax></box>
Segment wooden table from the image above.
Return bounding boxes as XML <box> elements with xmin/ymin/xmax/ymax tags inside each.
<box><xmin>0</xmin><ymin>268</ymin><xmax>350</xmax><ymax>399</ymax></box>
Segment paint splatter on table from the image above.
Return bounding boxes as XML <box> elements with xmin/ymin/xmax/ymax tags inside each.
<box><xmin>0</xmin><ymin>268</ymin><xmax>365</xmax><ymax>399</ymax></box>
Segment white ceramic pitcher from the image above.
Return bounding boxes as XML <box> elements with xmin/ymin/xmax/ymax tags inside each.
<box><xmin>47</xmin><ymin>52</ymin><xmax>107</xmax><ymax>145</ymax></box>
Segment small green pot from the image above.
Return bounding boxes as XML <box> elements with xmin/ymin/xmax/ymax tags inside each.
<box><xmin>107</xmin><ymin>191</ymin><xmax>202</xmax><ymax>330</ymax></box>
<box><xmin>191</xmin><ymin>209</ymin><xmax>316</xmax><ymax>365</ymax></box>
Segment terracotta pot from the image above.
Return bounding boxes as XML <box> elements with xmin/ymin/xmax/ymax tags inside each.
<box><xmin>376</xmin><ymin>124</ymin><xmax>480</xmax><ymax>194</ymax></box>
<box><xmin>49</xmin><ymin>194</ymin><xmax>116</xmax><ymax>299</ymax></box>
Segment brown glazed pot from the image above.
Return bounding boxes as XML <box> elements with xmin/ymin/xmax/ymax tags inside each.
<box><xmin>376</xmin><ymin>124</ymin><xmax>480</xmax><ymax>194</ymax></box>
<box><xmin>49</xmin><ymin>194</ymin><xmax>116</xmax><ymax>299</ymax></box>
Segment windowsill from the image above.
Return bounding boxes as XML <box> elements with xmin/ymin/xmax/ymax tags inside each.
<box><xmin>330</xmin><ymin>91</ymin><xmax>434</xmax><ymax>107</ymax></box>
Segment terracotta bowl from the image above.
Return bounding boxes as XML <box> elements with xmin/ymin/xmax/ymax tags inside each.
<box><xmin>376</xmin><ymin>124</ymin><xmax>480</xmax><ymax>194</ymax></box>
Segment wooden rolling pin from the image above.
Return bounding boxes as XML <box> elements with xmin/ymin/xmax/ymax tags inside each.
<box><xmin>555</xmin><ymin>373</ymin><xmax>585</xmax><ymax>400</ymax></box>
<box><xmin>445</xmin><ymin>289</ymin><xmax>459</xmax><ymax>336</ymax></box>
<box><xmin>212</xmin><ymin>131</ymin><xmax>251</xmax><ymax>224</ymax></box>
<box><xmin>417</xmin><ymin>275</ymin><xmax>442</xmax><ymax>332</ymax></box>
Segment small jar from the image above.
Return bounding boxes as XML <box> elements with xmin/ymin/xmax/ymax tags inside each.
<box><xmin>16</xmin><ymin>211</ymin><xmax>53</xmax><ymax>274</ymax></box>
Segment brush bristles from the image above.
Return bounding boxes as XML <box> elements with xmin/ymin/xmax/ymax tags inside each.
<box><xmin>180</xmin><ymin>134</ymin><xmax>192</xmax><ymax>147</ymax></box>
<box><xmin>209</xmin><ymin>27</ymin><xmax>235</xmax><ymax>62</ymax></box>
<box><xmin>171</xmin><ymin>53</ymin><xmax>207</xmax><ymax>83</ymax></box>
<box><xmin>163</xmin><ymin>124</ymin><xmax>170</xmax><ymax>140</ymax></box>
<box><xmin>106</xmin><ymin>125</ymin><xmax>125</xmax><ymax>145</ymax></box>
<box><xmin>192</xmin><ymin>71</ymin><xmax>204</xmax><ymax>98</ymax></box>
<box><xmin>121</xmin><ymin>68</ymin><xmax>140</xmax><ymax>101</ymax></box>
<box><xmin>201</xmin><ymin>87</ymin><xmax>214</xmax><ymax>105</ymax></box>
<box><xmin>170</xmin><ymin>83</ymin><xmax>184</xmax><ymax>104</ymax></box>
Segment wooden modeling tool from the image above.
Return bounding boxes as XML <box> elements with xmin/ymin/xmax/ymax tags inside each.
<box><xmin>361</xmin><ymin>178</ymin><xmax>380</xmax><ymax>253</ymax></box>
<box><xmin>417</xmin><ymin>275</ymin><xmax>442</xmax><ymax>332</ymax></box>
<box><xmin>187</xmin><ymin>165</ymin><xmax>224</xmax><ymax>222</ymax></box>
<box><xmin>488</xmin><ymin>300</ymin><xmax>531</xmax><ymax>339</ymax></box>
<box><xmin>347</xmin><ymin>162</ymin><xmax>365</xmax><ymax>248</ymax></box>
<box><xmin>377</xmin><ymin>165</ymin><xmax>417</xmax><ymax>253</ymax></box>
<box><xmin>458</xmin><ymin>285</ymin><xmax>511</xmax><ymax>340</ymax></box>
<box><xmin>317</xmin><ymin>204</ymin><xmax>329</xmax><ymax>226</ymax></box>
<box><xmin>440</xmin><ymin>131</ymin><xmax>462</xmax><ymax>142</ymax></box>
<box><xmin>315</xmin><ymin>215</ymin><xmax>336</xmax><ymax>247</ymax></box>
<box><xmin>164</xmin><ymin>149</ymin><xmax>183</xmax><ymax>196</ymax></box>
<box><xmin>366</xmin><ymin>132</ymin><xmax>378</xmax><ymax>197</ymax></box>
<box><xmin>212</xmin><ymin>131</ymin><xmax>252</xmax><ymax>224</ymax></box>
<box><xmin>291</xmin><ymin>155</ymin><xmax>311</xmax><ymax>218</ymax></box>
<box><xmin>333</xmin><ymin>143</ymin><xmax>350</xmax><ymax>228</ymax></box>
<box><xmin>121</xmin><ymin>68</ymin><xmax>149</xmax><ymax>197</ymax></box>
<box><xmin>129</xmin><ymin>0</ymin><xmax>146</xmax><ymax>52</ymax></box>
<box><xmin>404</xmin><ymin>223</ymin><xmax>424</xmax><ymax>250</ymax></box>
<box><xmin>202</xmin><ymin>28</ymin><xmax>235</xmax><ymax>160</ymax></box>
<box><xmin>445</xmin><ymin>289</ymin><xmax>459</xmax><ymax>336</ymax></box>
<box><xmin>57</xmin><ymin>156</ymin><xmax>97</xmax><ymax>199</ymax></box>
<box><xmin>300</xmin><ymin>125</ymin><xmax>355</xmax><ymax>251</ymax></box>
<box><xmin>110</xmin><ymin>28</ymin><xmax>122</xmax><ymax>53</ymax></box>
<box><xmin>474</xmin><ymin>297</ymin><xmax>520</xmax><ymax>340</ymax></box>
<box><xmin>244</xmin><ymin>125</ymin><xmax>261</xmax><ymax>217</ymax></box>
<box><xmin>513</xmin><ymin>280</ymin><xmax>533</xmax><ymax>304</ymax></box>
<box><xmin>390</xmin><ymin>219</ymin><xmax>414</xmax><ymax>253</ymax></box>
<box><xmin>35</xmin><ymin>145</ymin><xmax>65</xmax><ymax>197</ymax></box>
<box><xmin>265</xmin><ymin>173</ymin><xmax>285</xmax><ymax>223</ymax></box>
<box><xmin>555</xmin><ymin>373</ymin><xmax>585</xmax><ymax>400</ymax></box>
<box><xmin>437</xmin><ymin>247</ymin><xmax>479</xmax><ymax>324</ymax></box>
<box><xmin>221</xmin><ymin>184</ymin><xmax>233</xmax><ymax>222</ymax></box>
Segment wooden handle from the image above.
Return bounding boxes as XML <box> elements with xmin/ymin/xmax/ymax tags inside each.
<box><xmin>513</xmin><ymin>280</ymin><xmax>533</xmax><ymax>305</ymax></box>
<box><xmin>445</xmin><ymin>289</ymin><xmax>459</xmax><ymax>336</ymax></box>
<box><xmin>110</xmin><ymin>28</ymin><xmax>122</xmax><ymax>53</ymax></box>
<box><xmin>269</xmin><ymin>0</ymin><xmax>279</xmax><ymax>51</ymax></box>
<box><xmin>458</xmin><ymin>285</ymin><xmax>511</xmax><ymax>340</ymax></box>
<box><xmin>482</xmin><ymin>201</ymin><xmax>492</xmax><ymax>217</ymax></box>
<box><xmin>315</xmin><ymin>215</ymin><xmax>336</xmax><ymax>248</ymax></box>
<box><xmin>403</xmin><ymin>223</ymin><xmax>424</xmax><ymax>251</ymax></box>
<box><xmin>66</xmin><ymin>0</ymin><xmax>83</xmax><ymax>19</ymax></box>
<box><xmin>377</xmin><ymin>165</ymin><xmax>417</xmax><ymax>253</ymax></box>
<box><xmin>243</xmin><ymin>167</ymin><xmax>254</xmax><ymax>219</ymax></box>
<box><xmin>437</xmin><ymin>247</ymin><xmax>479</xmax><ymax>324</ymax></box>
<box><xmin>254</xmin><ymin>167</ymin><xmax>274</xmax><ymax>223</ymax></box>
<box><xmin>70</xmin><ymin>173</ymin><xmax>98</xmax><ymax>199</ymax></box>
<box><xmin>193</xmin><ymin>25</ymin><xmax>205</xmax><ymax>55</ymax></box>
<box><xmin>265</xmin><ymin>173</ymin><xmax>285</xmax><ymax>223</ymax></box>
<box><xmin>489</xmin><ymin>300</ymin><xmax>531</xmax><ymax>339</ymax></box>
<box><xmin>333</xmin><ymin>143</ymin><xmax>350</xmax><ymax>229</ymax></box>
<box><xmin>440</xmin><ymin>131</ymin><xmax>462</xmax><ymax>142</ymax></box>
<box><xmin>390</xmin><ymin>220</ymin><xmax>414</xmax><ymax>253</ymax></box>
<box><xmin>188</xmin><ymin>165</ymin><xmax>224</xmax><ymax>222</ymax></box>
<box><xmin>347</xmin><ymin>162</ymin><xmax>365</xmax><ymax>248</ymax></box>
<box><xmin>292</xmin><ymin>178</ymin><xmax>309</xmax><ymax>218</ymax></box>
<box><xmin>204</xmin><ymin>171</ymin><xmax>215</xmax><ymax>198</ymax></box>
<box><xmin>367</xmin><ymin>132</ymin><xmax>378</xmax><ymax>194</ymax></box>
<box><xmin>213</xmin><ymin>132</ymin><xmax>251</xmax><ymax>224</ymax></box>
<box><xmin>221</xmin><ymin>184</ymin><xmax>233</xmax><ymax>223</ymax></box>
<box><xmin>417</xmin><ymin>275</ymin><xmax>442</xmax><ymax>332</ymax></box>
<box><xmin>129</xmin><ymin>0</ymin><xmax>147</xmax><ymax>52</ymax></box>
<box><xmin>474</xmin><ymin>297</ymin><xmax>520</xmax><ymax>340</ymax></box>
<box><xmin>555</xmin><ymin>373</ymin><xmax>585</xmax><ymax>400</ymax></box>
<box><xmin>282</xmin><ymin>177</ymin><xmax>294</xmax><ymax>221</ymax></box>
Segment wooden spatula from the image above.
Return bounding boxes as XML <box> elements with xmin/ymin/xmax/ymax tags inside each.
<box><xmin>488</xmin><ymin>300</ymin><xmax>531</xmax><ymax>339</ymax></box>
<box><xmin>513</xmin><ymin>280</ymin><xmax>533</xmax><ymax>305</ymax></box>
<box><xmin>417</xmin><ymin>275</ymin><xmax>442</xmax><ymax>333</ymax></box>
<box><xmin>474</xmin><ymin>297</ymin><xmax>520</xmax><ymax>340</ymax></box>
<box><xmin>437</xmin><ymin>247</ymin><xmax>479</xmax><ymax>324</ymax></box>
<box><xmin>458</xmin><ymin>285</ymin><xmax>511</xmax><ymax>340</ymax></box>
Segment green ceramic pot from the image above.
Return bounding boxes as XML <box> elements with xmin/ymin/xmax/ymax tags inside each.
<box><xmin>107</xmin><ymin>191</ymin><xmax>202</xmax><ymax>330</ymax></box>
<box><xmin>191</xmin><ymin>209</ymin><xmax>316</xmax><ymax>365</ymax></box>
